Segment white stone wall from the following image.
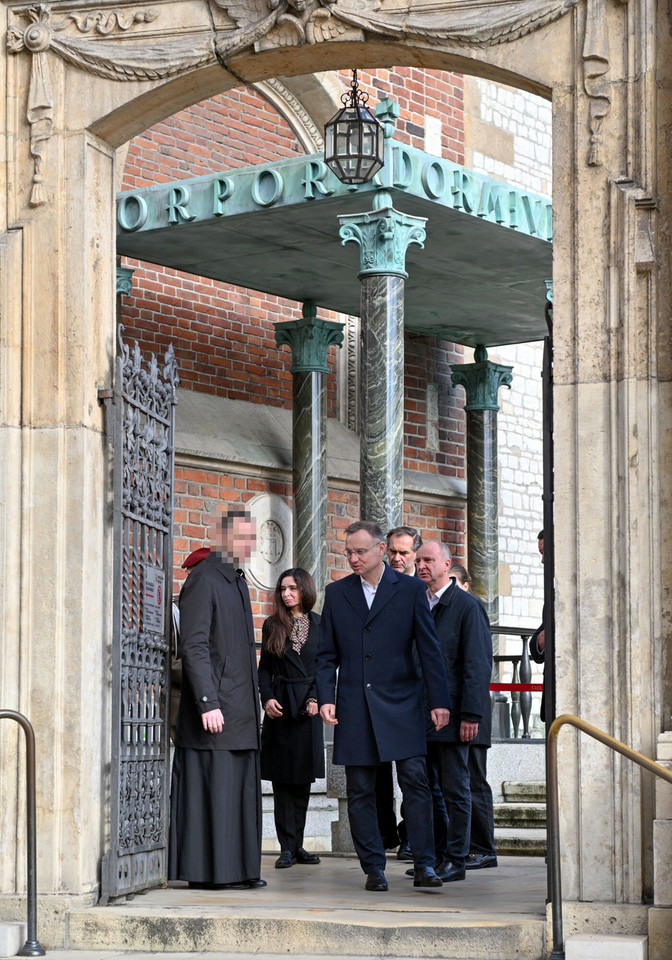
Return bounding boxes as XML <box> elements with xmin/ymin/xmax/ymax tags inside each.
<box><xmin>490</xmin><ymin>340</ymin><xmax>545</xmax><ymax>629</ymax></box>
<box><xmin>468</xmin><ymin>79</ymin><xmax>552</xmax><ymax>197</ymax></box>
<box><xmin>465</xmin><ymin>79</ymin><xmax>551</xmax><ymax>698</ymax></box>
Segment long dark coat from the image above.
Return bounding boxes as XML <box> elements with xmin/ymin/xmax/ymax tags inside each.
<box><xmin>315</xmin><ymin>563</ymin><xmax>450</xmax><ymax>765</ymax></box>
<box><xmin>175</xmin><ymin>552</ymin><xmax>260</xmax><ymax>751</ymax></box>
<box><xmin>425</xmin><ymin>580</ymin><xmax>493</xmax><ymax>745</ymax></box>
<box><xmin>258</xmin><ymin>611</ymin><xmax>325</xmax><ymax>784</ymax></box>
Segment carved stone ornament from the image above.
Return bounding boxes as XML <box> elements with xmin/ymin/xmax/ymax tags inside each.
<box><xmin>339</xmin><ymin>206</ymin><xmax>427</xmax><ymax>279</ymax></box>
<box><xmin>6</xmin><ymin>0</ymin><xmax>594</xmax><ymax>206</ymax></box>
<box><xmin>451</xmin><ymin>348</ymin><xmax>513</xmax><ymax>412</ymax></box>
<box><xmin>215</xmin><ymin>0</ymin><xmax>363</xmax><ymax>55</ymax></box>
<box><xmin>274</xmin><ymin>301</ymin><xmax>344</xmax><ymax>373</ymax></box>
<box><xmin>583</xmin><ymin>0</ymin><xmax>611</xmax><ymax>167</ymax></box>
<box><xmin>7</xmin><ymin>3</ymin><xmax>212</xmax><ymax>205</ymax></box>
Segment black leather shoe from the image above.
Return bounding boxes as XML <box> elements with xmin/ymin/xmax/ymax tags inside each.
<box><xmin>404</xmin><ymin>866</ymin><xmax>414</xmax><ymax>877</ymax></box>
<box><xmin>413</xmin><ymin>866</ymin><xmax>443</xmax><ymax>888</ymax></box>
<box><xmin>396</xmin><ymin>840</ymin><xmax>413</xmax><ymax>861</ymax></box>
<box><xmin>295</xmin><ymin>848</ymin><xmax>321</xmax><ymax>864</ymax></box>
<box><xmin>365</xmin><ymin>869</ymin><xmax>388</xmax><ymax>891</ymax></box>
<box><xmin>436</xmin><ymin>860</ymin><xmax>466</xmax><ymax>882</ymax></box>
<box><xmin>274</xmin><ymin>850</ymin><xmax>295</xmax><ymax>869</ymax></box>
<box><xmin>217</xmin><ymin>878</ymin><xmax>267</xmax><ymax>889</ymax></box>
<box><xmin>465</xmin><ymin>853</ymin><xmax>498</xmax><ymax>870</ymax></box>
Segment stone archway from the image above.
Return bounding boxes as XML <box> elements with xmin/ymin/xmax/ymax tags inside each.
<box><xmin>1</xmin><ymin>0</ymin><xmax>670</xmax><ymax>944</ymax></box>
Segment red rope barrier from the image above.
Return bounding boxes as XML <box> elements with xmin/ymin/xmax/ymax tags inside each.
<box><xmin>490</xmin><ymin>683</ymin><xmax>543</xmax><ymax>691</ymax></box>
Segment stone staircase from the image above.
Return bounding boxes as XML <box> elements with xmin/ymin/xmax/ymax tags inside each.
<box><xmin>494</xmin><ymin>781</ymin><xmax>546</xmax><ymax>857</ymax></box>
<box><xmin>6</xmin><ymin>855</ymin><xmax>547</xmax><ymax>960</ymax></box>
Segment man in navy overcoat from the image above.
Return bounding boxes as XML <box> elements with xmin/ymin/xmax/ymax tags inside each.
<box><xmin>416</xmin><ymin>540</ymin><xmax>493</xmax><ymax>883</ymax></box>
<box><xmin>316</xmin><ymin>520</ymin><xmax>451</xmax><ymax>892</ymax></box>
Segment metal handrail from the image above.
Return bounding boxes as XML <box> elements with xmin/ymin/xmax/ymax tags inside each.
<box><xmin>0</xmin><ymin>710</ymin><xmax>46</xmax><ymax>956</ymax></box>
<box><xmin>547</xmin><ymin>713</ymin><xmax>672</xmax><ymax>960</ymax></box>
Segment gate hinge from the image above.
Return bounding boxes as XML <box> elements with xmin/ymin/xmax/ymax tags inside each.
<box><xmin>97</xmin><ymin>386</ymin><xmax>115</xmax><ymax>446</ymax></box>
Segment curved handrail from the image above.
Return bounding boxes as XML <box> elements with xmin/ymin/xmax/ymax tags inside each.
<box><xmin>547</xmin><ymin>713</ymin><xmax>672</xmax><ymax>960</ymax></box>
<box><xmin>0</xmin><ymin>710</ymin><xmax>46</xmax><ymax>956</ymax></box>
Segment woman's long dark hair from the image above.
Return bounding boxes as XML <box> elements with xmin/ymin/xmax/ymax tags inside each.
<box><xmin>265</xmin><ymin>567</ymin><xmax>317</xmax><ymax>658</ymax></box>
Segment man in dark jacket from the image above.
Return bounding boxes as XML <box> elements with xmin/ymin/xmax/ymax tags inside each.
<box><xmin>169</xmin><ymin>508</ymin><xmax>264</xmax><ymax>890</ymax></box>
<box><xmin>529</xmin><ymin>529</ymin><xmax>546</xmax><ymax>722</ymax></box>
<box><xmin>416</xmin><ymin>541</ymin><xmax>493</xmax><ymax>883</ymax></box>
<box><xmin>316</xmin><ymin>520</ymin><xmax>450</xmax><ymax>892</ymax></box>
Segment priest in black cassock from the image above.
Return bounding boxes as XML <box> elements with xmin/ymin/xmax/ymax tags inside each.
<box><xmin>169</xmin><ymin>508</ymin><xmax>265</xmax><ymax>889</ymax></box>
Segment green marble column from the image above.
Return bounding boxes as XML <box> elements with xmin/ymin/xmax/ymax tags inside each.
<box><xmin>274</xmin><ymin>302</ymin><xmax>343</xmax><ymax>601</ymax></box>
<box><xmin>339</xmin><ymin>189</ymin><xmax>426</xmax><ymax>530</ymax></box>
<box><xmin>451</xmin><ymin>346</ymin><xmax>513</xmax><ymax>623</ymax></box>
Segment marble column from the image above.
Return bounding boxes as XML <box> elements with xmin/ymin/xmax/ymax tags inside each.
<box><xmin>339</xmin><ymin>194</ymin><xmax>426</xmax><ymax>531</ymax></box>
<box><xmin>274</xmin><ymin>302</ymin><xmax>343</xmax><ymax>601</ymax></box>
<box><xmin>451</xmin><ymin>346</ymin><xmax>512</xmax><ymax>623</ymax></box>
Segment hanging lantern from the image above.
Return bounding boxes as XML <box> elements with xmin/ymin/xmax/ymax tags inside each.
<box><xmin>324</xmin><ymin>70</ymin><xmax>384</xmax><ymax>185</ymax></box>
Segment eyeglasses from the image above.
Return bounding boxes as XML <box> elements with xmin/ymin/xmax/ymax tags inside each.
<box><xmin>343</xmin><ymin>543</ymin><xmax>382</xmax><ymax>559</ymax></box>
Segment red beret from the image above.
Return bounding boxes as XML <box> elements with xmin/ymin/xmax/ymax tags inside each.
<box><xmin>181</xmin><ymin>547</ymin><xmax>210</xmax><ymax>569</ymax></box>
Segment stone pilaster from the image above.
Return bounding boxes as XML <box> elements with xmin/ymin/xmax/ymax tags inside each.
<box><xmin>274</xmin><ymin>302</ymin><xmax>343</xmax><ymax>601</ymax></box>
<box><xmin>451</xmin><ymin>346</ymin><xmax>512</xmax><ymax>622</ymax></box>
<box><xmin>339</xmin><ymin>199</ymin><xmax>425</xmax><ymax>530</ymax></box>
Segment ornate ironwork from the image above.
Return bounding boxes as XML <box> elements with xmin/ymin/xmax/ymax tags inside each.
<box><xmin>101</xmin><ymin>326</ymin><xmax>178</xmax><ymax>903</ymax></box>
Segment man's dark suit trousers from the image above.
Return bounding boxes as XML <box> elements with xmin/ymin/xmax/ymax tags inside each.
<box><xmin>345</xmin><ymin>756</ymin><xmax>434</xmax><ymax>872</ymax></box>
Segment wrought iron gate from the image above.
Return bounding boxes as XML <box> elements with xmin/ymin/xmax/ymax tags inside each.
<box><xmin>100</xmin><ymin>327</ymin><xmax>179</xmax><ymax>903</ymax></box>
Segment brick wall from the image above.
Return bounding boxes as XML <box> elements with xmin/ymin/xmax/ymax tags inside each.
<box><xmin>405</xmin><ymin>334</ymin><xmax>466</xmax><ymax>478</ymax></box>
<box><xmin>353</xmin><ymin>68</ymin><xmax>465</xmax><ymax>162</ymax></box>
<box><xmin>174</xmin><ymin>464</ymin><xmax>466</xmax><ymax>638</ymax></box>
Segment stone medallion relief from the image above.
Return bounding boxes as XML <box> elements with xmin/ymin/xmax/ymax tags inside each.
<box><xmin>245</xmin><ymin>493</ymin><xmax>293</xmax><ymax>590</ymax></box>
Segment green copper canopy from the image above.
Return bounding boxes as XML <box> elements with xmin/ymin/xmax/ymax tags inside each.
<box><xmin>116</xmin><ymin>142</ymin><xmax>552</xmax><ymax>348</ymax></box>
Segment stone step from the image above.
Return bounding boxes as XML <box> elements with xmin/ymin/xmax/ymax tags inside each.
<box><xmin>502</xmin><ymin>780</ymin><xmax>546</xmax><ymax>803</ymax></box>
<box><xmin>494</xmin><ymin>802</ymin><xmax>546</xmax><ymax>829</ymax></box>
<box><xmin>61</xmin><ymin>855</ymin><xmax>547</xmax><ymax>960</ymax></box>
<box><xmin>2</xmin><ymin>954</ymin><xmax>537</xmax><ymax>960</ymax></box>
<box><xmin>495</xmin><ymin>827</ymin><xmax>546</xmax><ymax>857</ymax></box>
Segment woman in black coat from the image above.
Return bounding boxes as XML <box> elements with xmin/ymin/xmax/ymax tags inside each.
<box><xmin>258</xmin><ymin>568</ymin><xmax>325</xmax><ymax>869</ymax></box>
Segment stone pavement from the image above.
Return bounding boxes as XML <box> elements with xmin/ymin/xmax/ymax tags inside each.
<box><xmin>12</xmin><ymin>854</ymin><xmax>548</xmax><ymax>960</ymax></box>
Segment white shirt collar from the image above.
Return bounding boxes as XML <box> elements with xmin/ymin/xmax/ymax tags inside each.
<box><xmin>360</xmin><ymin>567</ymin><xmax>385</xmax><ymax>609</ymax></box>
<box><xmin>427</xmin><ymin>579</ymin><xmax>453</xmax><ymax>608</ymax></box>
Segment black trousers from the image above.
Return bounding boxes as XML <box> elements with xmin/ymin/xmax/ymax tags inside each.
<box><xmin>272</xmin><ymin>781</ymin><xmax>312</xmax><ymax>855</ymax></box>
<box><xmin>374</xmin><ymin>762</ymin><xmax>400</xmax><ymax>848</ymax></box>
<box><xmin>398</xmin><ymin>752</ymin><xmax>449</xmax><ymax>861</ymax></box>
<box><xmin>346</xmin><ymin>756</ymin><xmax>435</xmax><ymax>873</ymax></box>
<box><xmin>429</xmin><ymin>740</ymin><xmax>471</xmax><ymax>869</ymax></box>
<box><xmin>468</xmin><ymin>745</ymin><xmax>496</xmax><ymax>856</ymax></box>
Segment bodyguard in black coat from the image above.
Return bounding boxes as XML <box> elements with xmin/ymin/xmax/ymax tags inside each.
<box><xmin>416</xmin><ymin>541</ymin><xmax>492</xmax><ymax>883</ymax></box>
<box><xmin>448</xmin><ymin>564</ymin><xmax>497</xmax><ymax>869</ymax></box>
<box><xmin>316</xmin><ymin>521</ymin><xmax>450</xmax><ymax>892</ymax></box>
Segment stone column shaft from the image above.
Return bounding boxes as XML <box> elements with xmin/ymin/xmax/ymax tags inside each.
<box><xmin>451</xmin><ymin>350</ymin><xmax>512</xmax><ymax>623</ymax></box>
<box><xmin>292</xmin><ymin>369</ymin><xmax>327</xmax><ymax>591</ymax></box>
<box><xmin>465</xmin><ymin>407</ymin><xmax>500</xmax><ymax>622</ymax></box>
<box><xmin>339</xmin><ymin>199</ymin><xmax>426</xmax><ymax>532</ymax></box>
<box><xmin>360</xmin><ymin>274</ymin><xmax>405</xmax><ymax>527</ymax></box>
<box><xmin>274</xmin><ymin>304</ymin><xmax>343</xmax><ymax>602</ymax></box>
